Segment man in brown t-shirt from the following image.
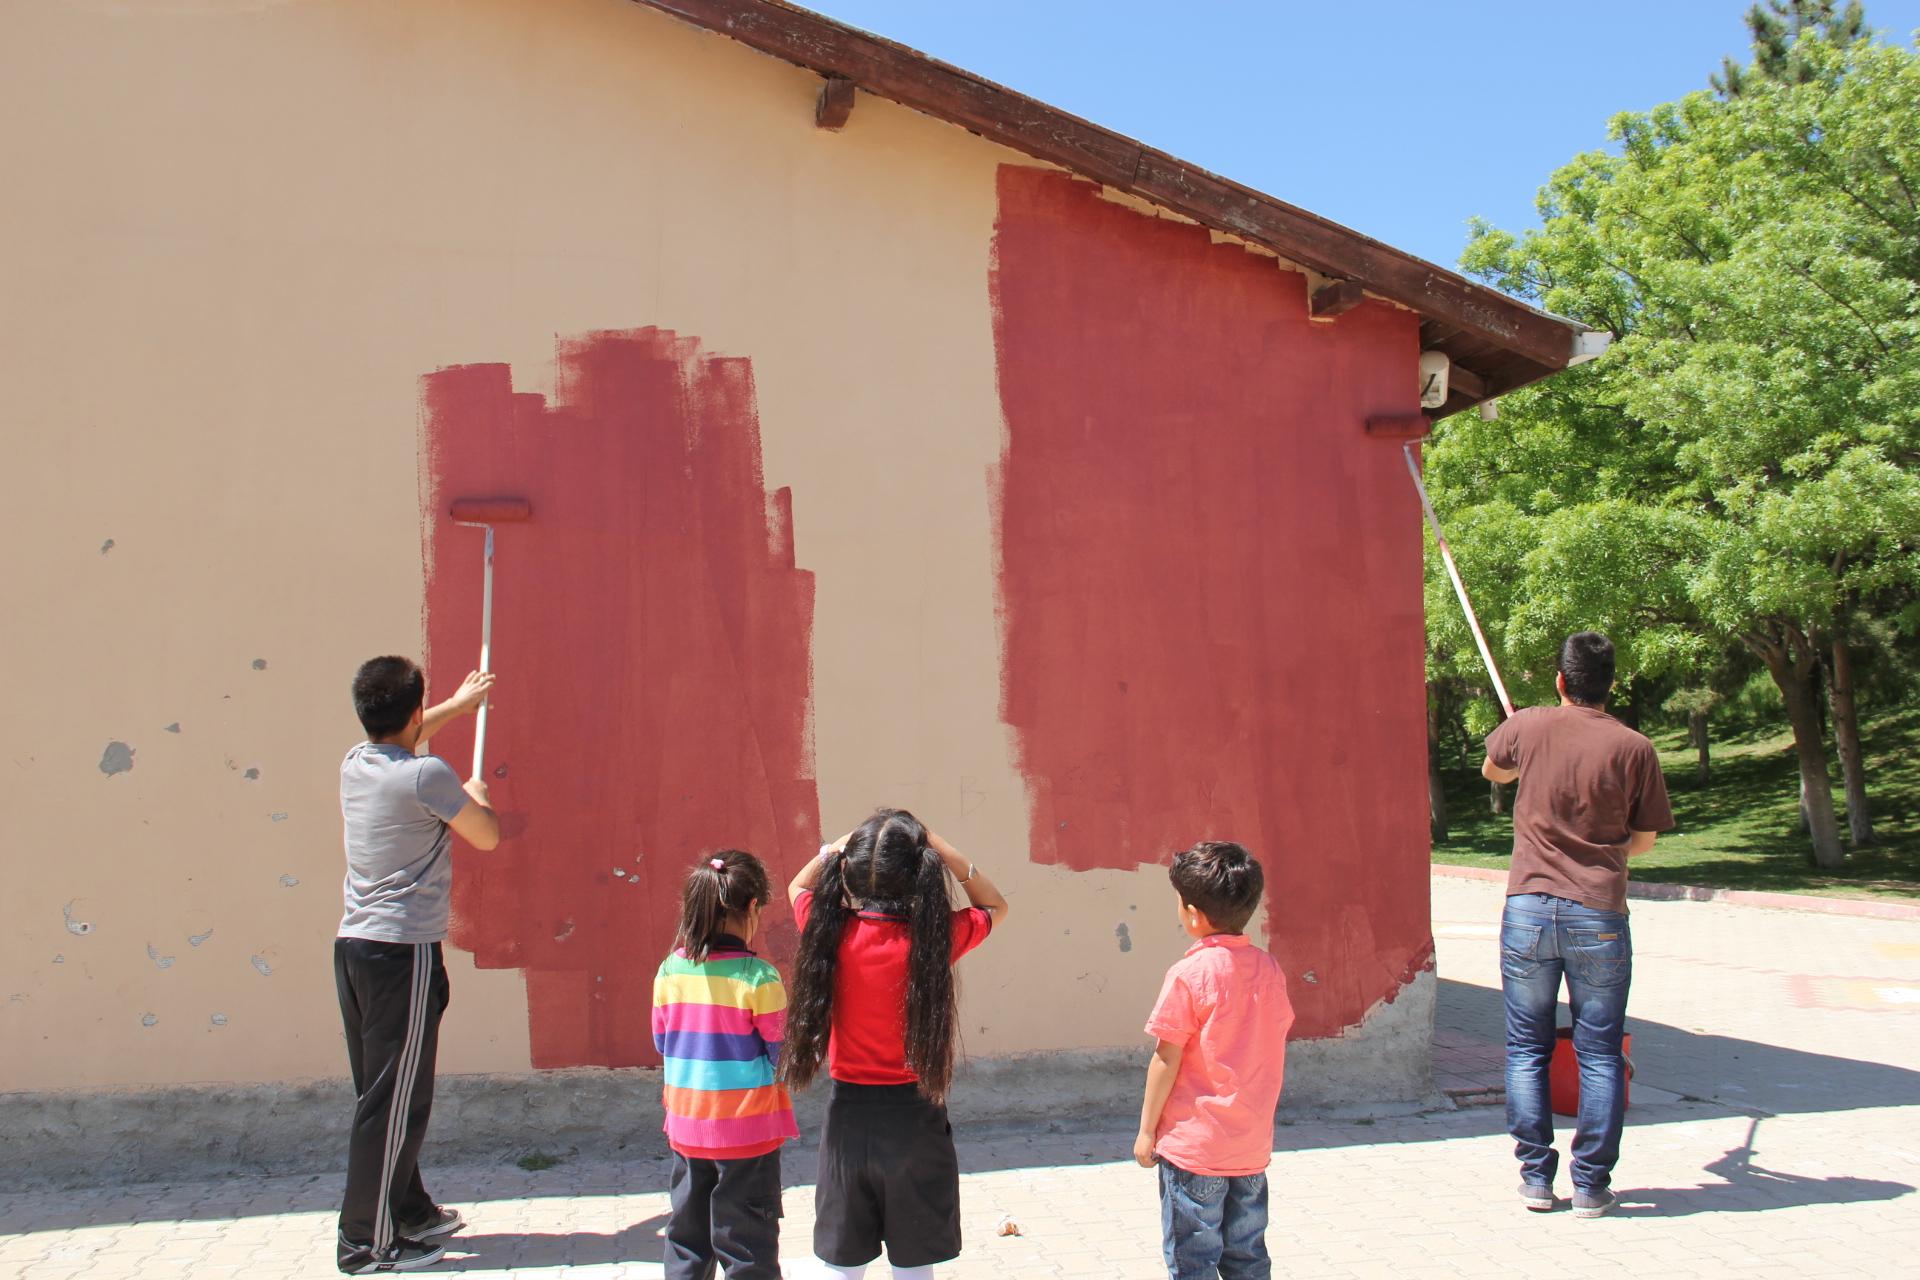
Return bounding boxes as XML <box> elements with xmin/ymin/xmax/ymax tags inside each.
<box><xmin>1481</xmin><ymin>631</ymin><xmax>1674</xmax><ymax>1218</ymax></box>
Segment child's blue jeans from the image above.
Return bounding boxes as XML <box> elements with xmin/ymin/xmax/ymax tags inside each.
<box><xmin>1157</xmin><ymin>1160</ymin><xmax>1270</xmax><ymax>1280</ymax></box>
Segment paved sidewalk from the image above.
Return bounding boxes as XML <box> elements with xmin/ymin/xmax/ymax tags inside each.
<box><xmin>3</xmin><ymin>874</ymin><xmax>1915</xmax><ymax>1279</ymax></box>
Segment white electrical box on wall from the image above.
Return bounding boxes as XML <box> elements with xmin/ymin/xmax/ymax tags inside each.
<box><xmin>1419</xmin><ymin>350</ymin><xmax>1451</xmax><ymax>408</ymax></box>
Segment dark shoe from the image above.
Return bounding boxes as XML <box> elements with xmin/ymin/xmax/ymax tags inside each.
<box><xmin>1573</xmin><ymin>1187</ymin><xmax>1617</xmax><ymax>1218</ymax></box>
<box><xmin>342</xmin><ymin>1237</ymin><xmax>447</xmax><ymax>1274</ymax></box>
<box><xmin>1518</xmin><ymin>1182</ymin><xmax>1554</xmax><ymax>1212</ymax></box>
<box><xmin>397</xmin><ymin>1206</ymin><xmax>465</xmax><ymax>1242</ymax></box>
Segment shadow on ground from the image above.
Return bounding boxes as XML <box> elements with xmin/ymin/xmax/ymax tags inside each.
<box><xmin>1434</xmin><ymin>977</ymin><xmax>1920</xmax><ymax>1117</ymax></box>
<box><xmin>436</xmin><ymin>1213</ymin><xmax>669</xmax><ymax>1271</ymax></box>
<box><xmin>6</xmin><ymin>980</ymin><xmax>1914</xmax><ymax>1234</ymax></box>
<box><xmin>1612</xmin><ymin>1117</ymin><xmax>1913</xmax><ymax>1218</ymax></box>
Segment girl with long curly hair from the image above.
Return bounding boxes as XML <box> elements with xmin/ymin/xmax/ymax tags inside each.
<box><xmin>779</xmin><ymin>808</ymin><xmax>1010</xmax><ymax>1280</ymax></box>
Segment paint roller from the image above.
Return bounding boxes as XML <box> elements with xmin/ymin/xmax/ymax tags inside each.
<box><xmin>1401</xmin><ymin>444</ymin><xmax>1515</xmax><ymax>717</ymax></box>
<box><xmin>449</xmin><ymin>497</ymin><xmax>533</xmax><ymax>776</ymax></box>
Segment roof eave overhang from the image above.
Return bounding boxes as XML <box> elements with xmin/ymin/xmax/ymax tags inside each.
<box><xmin>631</xmin><ymin>0</ymin><xmax>1595</xmax><ymax>416</ymax></box>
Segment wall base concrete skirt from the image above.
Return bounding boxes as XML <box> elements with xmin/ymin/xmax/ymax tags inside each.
<box><xmin>0</xmin><ymin>976</ymin><xmax>1433</xmax><ymax>1189</ymax></box>
<box><xmin>1282</xmin><ymin>967</ymin><xmax>1437</xmax><ymax>1109</ymax></box>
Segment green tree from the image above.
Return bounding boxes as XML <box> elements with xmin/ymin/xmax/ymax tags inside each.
<box><xmin>1713</xmin><ymin>0</ymin><xmax>1868</xmax><ymax>96</ymax></box>
<box><xmin>1435</xmin><ymin>27</ymin><xmax>1920</xmax><ymax>868</ymax></box>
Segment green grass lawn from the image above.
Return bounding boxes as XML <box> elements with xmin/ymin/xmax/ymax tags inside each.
<box><xmin>1430</xmin><ymin>705</ymin><xmax>1920</xmax><ymax>901</ymax></box>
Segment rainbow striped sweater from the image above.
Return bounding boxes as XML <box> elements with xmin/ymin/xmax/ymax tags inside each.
<box><xmin>651</xmin><ymin>943</ymin><xmax>799</xmax><ymax>1160</ymax></box>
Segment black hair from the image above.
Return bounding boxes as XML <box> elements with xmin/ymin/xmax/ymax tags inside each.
<box><xmin>779</xmin><ymin>807</ymin><xmax>960</xmax><ymax>1102</ymax></box>
<box><xmin>1559</xmin><ymin>631</ymin><xmax>1616</xmax><ymax>706</ymax></box>
<box><xmin>675</xmin><ymin>849</ymin><xmax>773</xmax><ymax>963</ymax></box>
<box><xmin>352</xmin><ymin>655</ymin><xmax>426</xmax><ymax>737</ymax></box>
<box><xmin>1169</xmin><ymin>840</ymin><xmax>1265</xmax><ymax>934</ymax></box>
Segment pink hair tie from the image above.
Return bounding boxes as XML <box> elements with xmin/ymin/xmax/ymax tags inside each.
<box><xmin>709</xmin><ymin>858</ymin><xmax>726</xmax><ymax>871</ymax></box>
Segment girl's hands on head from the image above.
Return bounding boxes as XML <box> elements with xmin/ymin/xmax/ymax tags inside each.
<box><xmin>925</xmin><ymin>828</ymin><xmax>970</xmax><ymax>879</ymax></box>
<box><xmin>789</xmin><ymin>831</ymin><xmax>849</xmax><ymax>907</ymax></box>
<box><xmin>924</xmin><ymin>828</ymin><xmax>1010</xmax><ymax>922</ymax></box>
<box><xmin>790</xmin><ymin>826</ymin><xmax>859</xmax><ymax>906</ymax></box>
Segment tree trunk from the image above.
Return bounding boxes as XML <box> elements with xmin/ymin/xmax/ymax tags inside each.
<box><xmin>1489</xmin><ymin>779</ymin><xmax>1506</xmax><ymax>816</ymax></box>
<box><xmin>1829</xmin><ymin>636</ymin><xmax>1875</xmax><ymax>848</ymax></box>
<box><xmin>1426</xmin><ymin>694</ymin><xmax>1448</xmax><ymax>843</ymax></box>
<box><xmin>1690</xmin><ymin>708</ymin><xmax>1711</xmax><ymax>785</ymax></box>
<box><xmin>1768</xmin><ymin>653</ymin><xmax>1846</xmax><ymax>869</ymax></box>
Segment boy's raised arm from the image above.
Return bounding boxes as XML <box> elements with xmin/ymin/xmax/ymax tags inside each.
<box><xmin>419</xmin><ymin>670</ymin><xmax>495</xmax><ymax>744</ymax></box>
<box><xmin>447</xmin><ymin>778</ymin><xmax>501</xmax><ymax>851</ymax></box>
<box><xmin>1133</xmin><ymin>1039</ymin><xmax>1184</xmax><ymax>1167</ymax></box>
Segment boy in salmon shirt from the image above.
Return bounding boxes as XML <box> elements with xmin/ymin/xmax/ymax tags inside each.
<box><xmin>1134</xmin><ymin>841</ymin><xmax>1293</xmax><ymax>1280</ymax></box>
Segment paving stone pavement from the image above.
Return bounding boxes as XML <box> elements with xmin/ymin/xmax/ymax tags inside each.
<box><xmin>3</xmin><ymin>874</ymin><xmax>1915</xmax><ymax>1278</ymax></box>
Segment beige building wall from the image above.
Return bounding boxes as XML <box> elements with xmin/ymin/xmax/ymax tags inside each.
<box><xmin>1</xmin><ymin>0</ymin><xmax>1313</xmax><ymax>1092</ymax></box>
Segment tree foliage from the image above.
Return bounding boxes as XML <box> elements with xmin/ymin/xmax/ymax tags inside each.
<box><xmin>1713</xmin><ymin>0</ymin><xmax>1868</xmax><ymax>96</ymax></box>
<box><xmin>1425</xmin><ymin>18</ymin><xmax>1920</xmax><ymax>867</ymax></box>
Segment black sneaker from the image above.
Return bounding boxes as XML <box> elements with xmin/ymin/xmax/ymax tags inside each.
<box><xmin>397</xmin><ymin>1206</ymin><xmax>466</xmax><ymax>1243</ymax></box>
<box><xmin>1518</xmin><ymin>1182</ymin><xmax>1554</xmax><ymax>1212</ymax></box>
<box><xmin>1573</xmin><ymin>1187</ymin><xmax>1617</xmax><ymax>1218</ymax></box>
<box><xmin>344</xmin><ymin>1237</ymin><xmax>447</xmax><ymax>1274</ymax></box>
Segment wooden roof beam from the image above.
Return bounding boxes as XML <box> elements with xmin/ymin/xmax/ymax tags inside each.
<box><xmin>1310</xmin><ymin>280</ymin><xmax>1365</xmax><ymax>319</ymax></box>
<box><xmin>816</xmin><ymin>76</ymin><xmax>854</xmax><ymax>130</ymax></box>
<box><xmin>1445</xmin><ymin>363</ymin><xmax>1489</xmax><ymax>402</ymax></box>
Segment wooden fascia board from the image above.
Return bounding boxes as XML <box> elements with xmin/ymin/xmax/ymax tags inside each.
<box><xmin>630</xmin><ymin>0</ymin><xmax>1584</xmax><ymax>371</ymax></box>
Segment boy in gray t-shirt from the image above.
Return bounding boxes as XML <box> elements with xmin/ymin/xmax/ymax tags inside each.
<box><xmin>333</xmin><ymin>656</ymin><xmax>499</xmax><ymax>1276</ymax></box>
<box><xmin>338</xmin><ymin>743</ymin><xmax>472</xmax><ymax>943</ymax></box>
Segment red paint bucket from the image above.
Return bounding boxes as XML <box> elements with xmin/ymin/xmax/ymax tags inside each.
<box><xmin>1549</xmin><ymin>1026</ymin><xmax>1633</xmax><ymax>1117</ymax></box>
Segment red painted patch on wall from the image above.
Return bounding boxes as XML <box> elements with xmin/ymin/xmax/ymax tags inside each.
<box><xmin>990</xmin><ymin>168</ymin><xmax>1432</xmax><ymax>1038</ymax></box>
<box><xmin>420</xmin><ymin>329</ymin><xmax>819</xmax><ymax>1069</ymax></box>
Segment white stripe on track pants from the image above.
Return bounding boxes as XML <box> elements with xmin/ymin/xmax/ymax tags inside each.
<box><xmin>334</xmin><ymin>938</ymin><xmax>449</xmax><ymax>1270</ymax></box>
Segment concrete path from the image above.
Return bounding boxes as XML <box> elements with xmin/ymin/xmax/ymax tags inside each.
<box><xmin>4</xmin><ymin>874</ymin><xmax>1915</xmax><ymax>1278</ymax></box>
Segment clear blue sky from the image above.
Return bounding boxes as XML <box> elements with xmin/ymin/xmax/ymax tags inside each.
<box><xmin>804</xmin><ymin>1</ymin><xmax>1920</xmax><ymax>272</ymax></box>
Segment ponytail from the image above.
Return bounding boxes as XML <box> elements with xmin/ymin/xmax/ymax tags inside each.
<box><xmin>903</xmin><ymin>843</ymin><xmax>959</xmax><ymax>1102</ymax></box>
<box><xmin>675</xmin><ymin>849</ymin><xmax>771</xmax><ymax>964</ymax></box>
<box><xmin>778</xmin><ymin>852</ymin><xmax>851</xmax><ymax>1092</ymax></box>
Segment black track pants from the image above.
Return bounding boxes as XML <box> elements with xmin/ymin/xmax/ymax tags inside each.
<box><xmin>665</xmin><ymin>1147</ymin><xmax>784</xmax><ymax>1280</ymax></box>
<box><xmin>334</xmin><ymin>938</ymin><xmax>449</xmax><ymax>1267</ymax></box>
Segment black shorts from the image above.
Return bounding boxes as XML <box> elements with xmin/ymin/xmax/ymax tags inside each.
<box><xmin>813</xmin><ymin>1081</ymin><xmax>961</xmax><ymax>1268</ymax></box>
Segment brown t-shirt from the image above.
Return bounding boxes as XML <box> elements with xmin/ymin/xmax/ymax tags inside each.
<box><xmin>1485</xmin><ymin>704</ymin><xmax>1675</xmax><ymax>914</ymax></box>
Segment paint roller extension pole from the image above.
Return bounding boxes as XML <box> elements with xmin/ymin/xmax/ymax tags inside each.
<box><xmin>473</xmin><ymin>523</ymin><xmax>495</xmax><ymax>779</ymax></box>
<box><xmin>449</xmin><ymin>498</ymin><xmax>533</xmax><ymax>777</ymax></box>
<box><xmin>1402</xmin><ymin>444</ymin><xmax>1514</xmax><ymax>717</ymax></box>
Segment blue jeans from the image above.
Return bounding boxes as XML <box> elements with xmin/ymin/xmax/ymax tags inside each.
<box><xmin>1157</xmin><ymin>1160</ymin><xmax>1269</xmax><ymax>1280</ymax></box>
<box><xmin>1501</xmin><ymin>892</ymin><xmax>1632</xmax><ymax>1193</ymax></box>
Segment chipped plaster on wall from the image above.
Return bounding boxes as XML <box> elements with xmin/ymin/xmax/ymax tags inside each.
<box><xmin>1083</xmin><ymin>181</ymin><xmax>1408</xmax><ymax>322</ymax></box>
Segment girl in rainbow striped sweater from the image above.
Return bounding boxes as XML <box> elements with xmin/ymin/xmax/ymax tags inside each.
<box><xmin>651</xmin><ymin>849</ymin><xmax>798</xmax><ymax>1280</ymax></box>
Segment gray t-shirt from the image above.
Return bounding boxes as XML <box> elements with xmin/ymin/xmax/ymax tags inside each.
<box><xmin>337</xmin><ymin>742</ymin><xmax>470</xmax><ymax>943</ymax></box>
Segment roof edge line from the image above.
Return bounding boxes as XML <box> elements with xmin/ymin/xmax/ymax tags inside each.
<box><xmin>631</xmin><ymin>0</ymin><xmax>1590</xmax><ymax>375</ymax></box>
